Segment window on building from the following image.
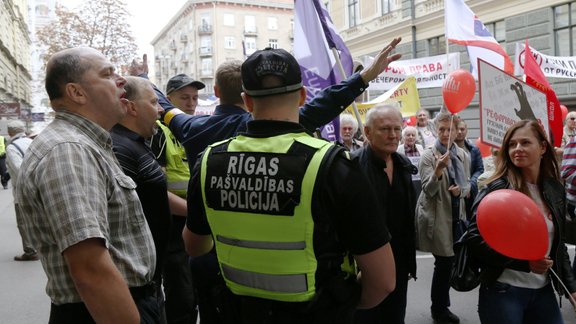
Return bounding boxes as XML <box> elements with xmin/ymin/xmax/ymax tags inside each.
<box><xmin>200</xmin><ymin>36</ymin><xmax>212</xmax><ymax>54</ymax></box>
<box><xmin>428</xmin><ymin>36</ymin><xmax>446</xmax><ymax>56</ymax></box>
<box><xmin>348</xmin><ymin>0</ymin><xmax>359</xmax><ymax>27</ymax></box>
<box><xmin>381</xmin><ymin>0</ymin><xmax>393</xmax><ymax>14</ymax></box>
<box><xmin>201</xmin><ymin>13</ymin><xmax>211</xmax><ymax>27</ymax></box>
<box><xmin>223</xmin><ymin>13</ymin><xmax>235</xmax><ymax>26</ymax></box>
<box><xmin>245</xmin><ymin>15</ymin><xmax>256</xmax><ymax>33</ymax></box>
<box><xmin>554</xmin><ymin>2</ymin><xmax>576</xmax><ymax>56</ymax></box>
<box><xmin>224</xmin><ymin>36</ymin><xmax>235</xmax><ymax>49</ymax></box>
<box><xmin>485</xmin><ymin>20</ymin><xmax>506</xmax><ymax>46</ymax></box>
<box><xmin>201</xmin><ymin>58</ymin><xmax>213</xmax><ymax>76</ymax></box>
<box><xmin>268</xmin><ymin>39</ymin><xmax>278</xmax><ymax>49</ymax></box>
<box><xmin>200</xmin><ymin>36</ymin><xmax>211</xmax><ymax>48</ymax></box>
<box><xmin>244</xmin><ymin>37</ymin><xmax>257</xmax><ymax>55</ymax></box>
<box><xmin>268</xmin><ymin>17</ymin><xmax>278</xmax><ymax>30</ymax></box>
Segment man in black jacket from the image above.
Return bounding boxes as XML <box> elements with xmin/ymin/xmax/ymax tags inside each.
<box><xmin>353</xmin><ymin>104</ymin><xmax>417</xmax><ymax>324</ymax></box>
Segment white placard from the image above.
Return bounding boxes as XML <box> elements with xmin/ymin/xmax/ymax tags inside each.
<box><xmin>368</xmin><ymin>53</ymin><xmax>460</xmax><ymax>90</ymax></box>
<box><xmin>479</xmin><ymin>59</ymin><xmax>548</xmax><ymax>148</ymax></box>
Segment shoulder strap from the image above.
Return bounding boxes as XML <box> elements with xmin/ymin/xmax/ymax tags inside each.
<box><xmin>9</xmin><ymin>142</ymin><xmax>25</xmax><ymax>157</ymax></box>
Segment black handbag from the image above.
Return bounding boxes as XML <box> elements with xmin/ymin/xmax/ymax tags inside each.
<box><xmin>450</xmin><ymin>231</ymin><xmax>482</xmax><ymax>292</ymax></box>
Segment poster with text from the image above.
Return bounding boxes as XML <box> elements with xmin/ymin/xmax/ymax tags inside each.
<box><xmin>479</xmin><ymin>59</ymin><xmax>547</xmax><ymax>148</ymax></box>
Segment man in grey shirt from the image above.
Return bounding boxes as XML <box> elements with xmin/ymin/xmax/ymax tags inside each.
<box><xmin>6</xmin><ymin>120</ymin><xmax>37</xmax><ymax>261</ymax></box>
<box><xmin>14</xmin><ymin>47</ymin><xmax>159</xmax><ymax>323</ymax></box>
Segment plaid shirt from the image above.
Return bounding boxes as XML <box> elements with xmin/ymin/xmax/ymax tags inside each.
<box><xmin>14</xmin><ymin>111</ymin><xmax>156</xmax><ymax>304</ymax></box>
<box><xmin>402</xmin><ymin>144</ymin><xmax>421</xmax><ymax>157</ymax></box>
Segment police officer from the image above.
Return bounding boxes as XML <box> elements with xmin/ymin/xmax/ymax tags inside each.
<box><xmin>183</xmin><ymin>48</ymin><xmax>397</xmax><ymax>323</ymax></box>
<box><xmin>0</xmin><ymin>134</ymin><xmax>9</xmax><ymax>189</ymax></box>
<box><xmin>151</xmin><ymin>74</ymin><xmax>205</xmax><ymax>323</ymax></box>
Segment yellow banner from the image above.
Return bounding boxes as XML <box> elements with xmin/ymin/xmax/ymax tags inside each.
<box><xmin>345</xmin><ymin>76</ymin><xmax>421</xmax><ymax>122</ymax></box>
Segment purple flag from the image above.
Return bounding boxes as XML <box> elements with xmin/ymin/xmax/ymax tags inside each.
<box><xmin>294</xmin><ymin>0</ymin><xmax>353</xmax><ymax>142</ymax></box>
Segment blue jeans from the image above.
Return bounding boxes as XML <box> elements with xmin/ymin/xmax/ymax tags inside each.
<box><xmin>478</xmin><ymin>282</ymin><xmax>562</xmax><ymax>324</ymax></box>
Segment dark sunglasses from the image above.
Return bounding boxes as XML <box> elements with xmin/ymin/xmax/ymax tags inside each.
<box><xmin>571</xmin><ymin>117</ymin><xmax>576</xmax><ymax>120</ymax></box>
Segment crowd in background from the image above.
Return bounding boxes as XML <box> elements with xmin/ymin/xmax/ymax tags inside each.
<box><xmin>6</xmin><ymin>39</ymin><xmax>576</xmax><ymax>324</ymax></box>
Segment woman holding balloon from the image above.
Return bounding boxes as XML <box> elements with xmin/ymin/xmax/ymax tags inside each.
<box><xmin>416</xmin><ymin>112</ymin><xmax>470</xmax><ymax>323</ymax></box>
<box><xmin>467</xmin><ymin>120</ymin><xmax>576</xmax><ymax>323</ymax></box>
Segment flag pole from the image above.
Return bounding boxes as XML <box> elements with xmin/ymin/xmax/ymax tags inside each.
<box><xmin>442</xmin><ymin>1</ymin><xmax>450</xmax><ymax>114</ymax></box>
<box><xmin>331</xmin><ymin>47</ymin><xmax>365</xmax><ymax>137</ymax></box>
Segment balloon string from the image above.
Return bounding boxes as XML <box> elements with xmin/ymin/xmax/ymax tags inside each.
<box><xmin>549</xmin><ymin>268</ymin><xmax>576</xmax><ymax>313</ymax></box>
<box><xmin>447</xmin><ymin>114</ymin><xmax>454</xmax><ymax>149</ymax></box>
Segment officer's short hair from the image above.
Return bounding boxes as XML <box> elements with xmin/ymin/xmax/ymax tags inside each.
<box><xmin>216</xmin><ymin>60</ymin><xmax>243</xmax><ymax>105</ymax></box>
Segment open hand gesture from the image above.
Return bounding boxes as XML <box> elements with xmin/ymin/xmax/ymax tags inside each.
<box><xmin>360</xmin><ymin>37</ymin><xmax>402</xmax><ymax>84</ymax></box>
<box><xmin>129</xmin><ymin>54</ymin><xmax>149</xmax><ymax>76</ymax></box>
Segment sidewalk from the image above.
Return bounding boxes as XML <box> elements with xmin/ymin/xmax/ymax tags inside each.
<box><xmin>0</xmin><ymin>186</ymin><xmax>49</xmax><ymax>323</ymax></box>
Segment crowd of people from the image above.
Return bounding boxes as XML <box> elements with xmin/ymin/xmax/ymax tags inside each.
<box><xmin>7</xmin><ymin>36</ymin><xmax>576</xmax><ymax>324</ymax></box>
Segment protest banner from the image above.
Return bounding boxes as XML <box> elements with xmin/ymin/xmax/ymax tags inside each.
<box><xmin>479</xmin><ymin>59</ymin><xmax>547</xmax><ymax>148</ymax></box>
<box><xmin>514</xmin><ymin>43</ymin><xmax>576</xmax><ymax>79</ymax></box>
<box><xmin>445</xmin><ymin>0</ymin><xmax>514</xmax><ymax>78</ymax></box>
<box><xmin>345</xmin><ymin>76</ymin><xmax>421</xmax><ymax>121</ymax></box>
<box><xmin>368</xmin><ymin>53</ymin><xmax>460</xmax><ymax>90</ymax></box>
<box><xmin>294</xmin><ymin>0</ymin><xmax>352</xmax><ymax>142</ymax></box>
<box><xmin>522</xmin><ymin>40</ymin><xmax>563</xmax><ymax>147</ymax></box>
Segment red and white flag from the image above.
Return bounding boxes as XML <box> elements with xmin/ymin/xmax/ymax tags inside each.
<box><xmin>445</xmin><ymin>0</ymin><xmax>514</xmax><ymax>78</ymax></box>
<box><xmin>523</xmin><ymin>39</ymin><xmax>563</xmax><ymax>147</ymax></box>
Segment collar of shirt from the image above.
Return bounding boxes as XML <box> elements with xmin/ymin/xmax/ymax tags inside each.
<box><xmin>245</xmin><ymin>120</ymin><xmax>307</xmax><ymax>137</ymax></box>
<box><xmin>111</xmin><ymin>124</ymin><xmax>145</xmax><ymax>143</ymax></box>
<box><xmin>56</xmin><ymin>111</ymin><xmax>113</xmax><ymax>149</ymax></box>
<box><xmin>213</xmin><ymin>104</ymin><xmax>247</xmax><ymax>116</ymax></box>
<box><xmin>366</xmin><ymin>145</ymin><xmax>388</xmax><ymax>169</ymax></box>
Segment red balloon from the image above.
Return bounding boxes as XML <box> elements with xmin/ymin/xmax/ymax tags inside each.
<box><xmin>561</xmin><ymin>105</ymin><xmax>568</xmax><ymax>121</ymax></box>
<box><xmin>477</xmin><ymin>189</ymin><xmax>548</xmax><ymax>260</ymax></box>
<box><xmin>442</xmin><ymin>69</ymin><xmax>476</xmax><ymax>114</ymax></box>
<box><xmin>475</xmin><ymin>138</ymin><xmax>492</xmax><ymax>158</ymax></box>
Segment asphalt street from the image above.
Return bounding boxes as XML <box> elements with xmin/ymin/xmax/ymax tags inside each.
<box><xmin>0</xmin><ymin>185</ymin><xmax>575</xmax><ymax>323</ymax></box>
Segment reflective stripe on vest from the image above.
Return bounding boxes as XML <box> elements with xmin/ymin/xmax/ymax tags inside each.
<box><xmin>201</xmin><ymin>132</ymin><xmax>333</xmax><ymax>302</ymax></box>
<box><xmin>217</xmin><ymin>235</ymin><xmax>306</xmax><ymax>250</ymax></box>
<box><xmin>157</xmin><ymin>121</ymin><xmax>190</xmax><ymax>198</ymax></box>
<box><xmin>167</xmin><ymin>181</ymin><xmax>188</xmax><ymax>192</ymax></box>
<box><xmin>221</xmin><ymin>264</ymin><xmax>308</xmax><ymax>294</ymax></box>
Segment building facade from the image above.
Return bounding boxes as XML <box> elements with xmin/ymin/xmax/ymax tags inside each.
<box><xmin>328</xmin><ymin>0</ymin><xmax>576</xmax><ymax>138</ymax></box>
<box><xmin>152</xmin><ymin>0</ymin><xmax>294</xmax><ymax>95</ymax></box>
<box><xmin>0</xmin><ymin>0</ymin><xmax>32</xmax><ymax>131</ymax></box>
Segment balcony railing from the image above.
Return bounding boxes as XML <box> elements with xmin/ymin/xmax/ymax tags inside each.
<box><xmin>244</xmin><ymin>25</ymin><xmax>258</xmax><ymax>36</ymax></box>
<box><xmin>199</xmin><ymin>46</ymin><xmax>213</xmax><ymax>56</ymax></box>
<box><xmin>415</xmin><ymin>0</ymin><xmax>444</xmax><ymax>18</ymax></box>
<box><xmin>198</xmin><ymin>24</ymin><xmax>213</xmax><ymax>34</ymax></box>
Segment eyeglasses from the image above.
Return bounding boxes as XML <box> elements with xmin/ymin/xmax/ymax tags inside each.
<box><xmin>570</xmin><ymin>117</ymin><xmax>576</xmax><ymax>121</ymax></box>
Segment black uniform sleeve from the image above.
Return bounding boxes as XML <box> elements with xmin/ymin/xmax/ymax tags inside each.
<box><xmin>186</xmin><ymin>152</ymin><xmax>211</xmax><ymax>235</ymax></box>
<box><xmin>318</xmin><ymin>153</ymin><xmax>391</xmax><ymax>255</ymax></box>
